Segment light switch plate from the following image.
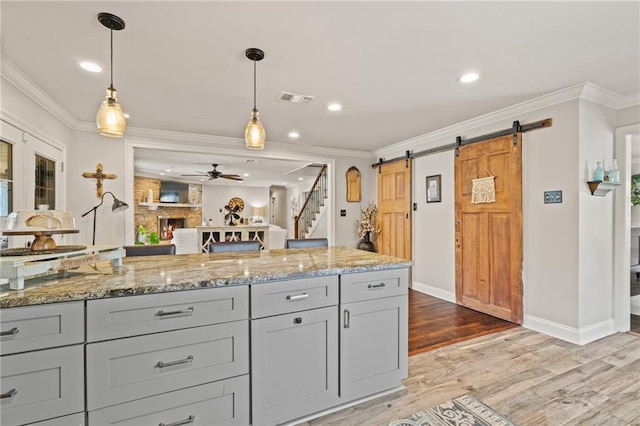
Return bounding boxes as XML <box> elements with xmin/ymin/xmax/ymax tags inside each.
<box><xmin>544</xmin><ymin>190</ymin><xmax>562</xmax><ymax>204</ymax></box>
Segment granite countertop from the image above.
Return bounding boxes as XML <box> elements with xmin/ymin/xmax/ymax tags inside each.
<box><xmin>0</xmin><ymin>246</ymin><xmax>412</xmax><ymax>308</ymax></box>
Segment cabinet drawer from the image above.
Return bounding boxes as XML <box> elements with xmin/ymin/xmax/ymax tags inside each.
<box><xmin>86</xmin><ymin>321</ymin><xmax>249</xmax><ymax>410</ymax></box>
<box><xmin>87</xmin><ymin>286</ymin><xmax>248</xmax><ymax>341</ymax></box>
<box><xmin>0</xmin><ymin>345</ymin><xmax>84</xmax><ymax>426</ymax></box>
<box><xmin>340</xmin><ymin>268</ymin><xmax>408</xmax><ymax>303</ymax></box>
<box><xmin>0</xmin><ymin>302</ymin><xmax>84</xmax><ymax>356</ymax></box>
<box><xmin>88</xmin><ymin>375</ymin><xmax>249</xmax><ymax>426</ymax></box>
<box><xmin>251</xmin><ymin>275</ymin><xmax>338</xmax><ymax>318</ymax></box>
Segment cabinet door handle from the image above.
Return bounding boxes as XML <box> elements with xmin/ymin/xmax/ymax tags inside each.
<box><xmin>368</xmin><ymin>283</ymin><xmax>386</xmax><ymax>289</ymax></box>
<box><xmin>0</xmin><ymin>389</ymin><xmax>17</xmax><ymax>399</ymax></box>
<box><xmin>156</xmin><ymin>355</ymin><xmax>194</xmax><ymax>369</ymax></box>
<box><xmin>159</xmin><ymin>415</ymin><xmax>195</xmax><ymax>426</ymax></box>
<box><xmin>344</xmin><ymin>309</ymin><xmax>350</xmax><ymax>329</ymax></box>
<box><xmin>0</xmin><ymin>327</ymin><xmax>19</xmax><ymax>337</ymax></box>
<box><xmin>286</xmin><ymin>293</ymin><xmax>308</xmax><ymax>301</ymax></box>
<box><xmin>156</xmin><ymin>307</ymin><xmax>194</xmax><ymax>317</ymax></box>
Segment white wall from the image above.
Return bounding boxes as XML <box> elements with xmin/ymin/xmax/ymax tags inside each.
<box><xmin>334</xmin><ymin>156</ymin><xmax>375</xmax><ymax>248</ymax></box>
<box><xmin>269</xmin><ymin>185</ymin><xmax>287</xmax><ymax>228</ymax></box>
<box><xmin>202</xmin><ymin>185</ymin><xmax>269</xmax><ymax>226</ymax></box>
<box><xmin>618</xmin><ymin>105</ymin><xmax>640</xmax><ymax>127</ymax></box>
<box><xmin>412</xmin><ymin>151</ymin><xmax>456</xmax><ymax>301</ymax></box>
<box><xmin>577</xmin><ymin>99</ymin><xmax>617</xmax><ymax>329</ymax></box>
<box><xmin>68</xmin><ymin>130</ymin><xmax>127</xmax><ymax>246</ymax></box>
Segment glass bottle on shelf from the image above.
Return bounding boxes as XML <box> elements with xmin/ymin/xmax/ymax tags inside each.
<box><xmin>593</xmin><ymin>161</ymin><xmax>605</xmax><ymax>182</ymax></box>
<box><xmin>609</xmin><ymin>159</ymin><xmax>620</xmax><ymax>183</ymax></box>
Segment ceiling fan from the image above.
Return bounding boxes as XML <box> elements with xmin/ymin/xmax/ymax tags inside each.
<box><xmin>181</xmin><ymin>164</ymin><xmax>243</xmax><ymax>181</ymax></box>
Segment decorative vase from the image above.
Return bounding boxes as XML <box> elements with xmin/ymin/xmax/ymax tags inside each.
<box><xmin>357</xmin><ymin>232</ymin><xmax>376</xmax><ymax>252</ymax></box>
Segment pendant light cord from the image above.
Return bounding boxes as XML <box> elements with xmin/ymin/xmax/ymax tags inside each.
<box><xmin>253</xmin><ymin>59</ymin><xmax>257</xmax><ymax>110</ymax></box>
<box><xmin>110</xmin><ymin>28</ymin><xmax>114</xmax><ymax>89</ymax></box>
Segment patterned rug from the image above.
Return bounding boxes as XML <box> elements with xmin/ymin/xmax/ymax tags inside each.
<box><xmin>388</xmin><ymin>395</ymin><xmax>515</xmax><ymax>426</ymax></box>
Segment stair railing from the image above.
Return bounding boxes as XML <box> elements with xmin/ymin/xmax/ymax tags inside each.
<box><xmin>294</xmin><ymin>164</ymin><xmax>328</xmax><ymax>239</ymax></box>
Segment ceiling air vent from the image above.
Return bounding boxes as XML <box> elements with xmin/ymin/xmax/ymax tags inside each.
<box><xmin>245</xmin><ymin>159</ymin><xmax>261</xmax><ymax>164</ymax></box>
<box><xmin>277</xmin><ymin>91</ymin><xmax>315</xmax><ymax>104</ymax></box>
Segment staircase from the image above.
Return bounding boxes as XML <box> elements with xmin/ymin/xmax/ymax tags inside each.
<box><xmin>294</xmin><ymin>165</ymin><xmax>328</xmax><ymax>239</ymax></box>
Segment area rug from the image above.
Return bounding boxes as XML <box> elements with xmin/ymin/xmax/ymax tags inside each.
<box><xmin>388</xmin><ymin>395</ymin><xmax>515</xmax><ymax>426</ymax></box>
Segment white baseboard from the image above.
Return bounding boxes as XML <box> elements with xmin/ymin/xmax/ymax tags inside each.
<box><xmin>524</xmin><ymin>315</ymin><xmax>615</xmax><ymax>345</ymax></box>
<box><xmin>411</xmin><ymin>281</ymin><xmax>455</xmax><ymax>303</ymax></box>
<box><xmin>631</xmin><ymin>295</ymin><xmax>640</xmax><ymax>316</ymax></box>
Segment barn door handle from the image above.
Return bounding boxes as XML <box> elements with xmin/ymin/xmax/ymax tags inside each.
<box><xmin>159</xmin><ymin>415</ymin><xmax>195</xmax><ymax>426</ymax></box>
<box><xmin>344</xmin><ymin>309</ymin><xmax>350</xmax><ymax>328</ymax></box>
<box><xmin>0</xmin><ymin>327</ymin><xmax>19</xmax><ymax>337</ymax></box>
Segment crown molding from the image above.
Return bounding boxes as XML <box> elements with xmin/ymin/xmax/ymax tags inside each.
<box><xmin>77</xmin><ymin>121</ymin><xmax>374</xmax><ymax>160</ymax></box>
<box><xmin>374</xmin><ymin>82</ymin><xmax>640</xmax><ymax>159</ymax></box>
<box><xmin>1</xmin><ymin>55</ymin><xmax>79</xmax><ymax>130</ymax></box>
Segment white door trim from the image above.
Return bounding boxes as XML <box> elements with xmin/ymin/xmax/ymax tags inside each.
<box><xmin>614</xmin><ymin>123</ymin><xmax>640</xmax><ymax>332</ymax></box>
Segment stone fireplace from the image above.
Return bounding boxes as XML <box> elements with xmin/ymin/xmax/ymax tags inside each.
<box><xmin>158</xmin><ymin>216</ymin><xmax>187</xmax><ymax>240</ymax></box>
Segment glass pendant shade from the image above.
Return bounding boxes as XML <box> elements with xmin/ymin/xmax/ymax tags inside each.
<box><xmin>245</xmin><ymin>109</ymin><xmax>266</xmax><ymax>150</ymax></box>
<box><xmin>96</xmin><ymin>87</ymin><xmax>126</xmax><ymax>138</ymax></box>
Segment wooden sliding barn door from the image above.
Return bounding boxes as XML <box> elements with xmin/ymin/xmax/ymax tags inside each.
<box><xmin>455</xmin><ymin>134</ymin><xmax>523</xmax><ymax>323</ymax></box>
<box><xmin>377</xmin><ymin>159</ymin><xmax>412</xmax><ymax>260</ymax></box>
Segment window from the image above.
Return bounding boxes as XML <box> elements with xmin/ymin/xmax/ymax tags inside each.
<box><xmin>34</xmin><ymin>154</ymin><xmax>55</xmax><ymax>209</ymax></box>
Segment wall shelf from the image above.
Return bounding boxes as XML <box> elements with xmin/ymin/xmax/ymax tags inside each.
<box><xmin>587</xmin><ymin>181</ymin><xmax>621</xmax><ymax>196</ymax></box>
<box><xmin>138</xmin><ymin>202</ymin><xmax>201</xmax><ymax>211</ymax></box>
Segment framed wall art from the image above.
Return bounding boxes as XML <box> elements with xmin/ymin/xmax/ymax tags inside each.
<box><xmin>426</xmin><ymin>175</ymin><xmax>441</xmax><ymax>203</ymax></box>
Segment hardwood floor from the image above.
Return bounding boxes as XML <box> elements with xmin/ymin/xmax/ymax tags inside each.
<box><xmin>409</xmin><ymin>289</ymin><xmax>518</xmax><ymax>355</ymax></box>
<box><xmin>307</xmin><ymin>328</ymin><xmax>640</xmax><ymax>426</ymax></box>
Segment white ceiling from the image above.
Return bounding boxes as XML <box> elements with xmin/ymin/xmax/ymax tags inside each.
<box><xmin>2</xmin><ymin>1</ymin><xmax>639</xmax><ymax>183</ymax></box>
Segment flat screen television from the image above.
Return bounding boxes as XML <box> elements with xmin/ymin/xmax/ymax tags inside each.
<box><xmin>160</xmin><ymin>181</ymin><xmax>189</xmax><ymax>203</ymax></box>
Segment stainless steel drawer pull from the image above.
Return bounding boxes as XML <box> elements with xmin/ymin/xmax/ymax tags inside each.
<box><xmin>157</xmin><ymin>307</ymin><xmax>194</xmax><ymax>317</ymax></box>
<box><xmin>0</xmin><ymin>327</ymin><xmax>19</xmax><ymax>337</ymax></box>
<box><xmin>368</xmin><ymin>283</ymin><xmax>386</xmax><ymax>289</ymax></box>
<box><xmin>344</xmin><ymin>309</ymin><xmax>350</xmax><ymax>329</ymax></box>
<box><xmin>159</xmin><ymin>415</ymin><xmax>195</xmax><ymax>426</ymax></box>
<box><xmin>0</xmin><ymin>389</ymin><xmax>17</xmax><ymax>399</ymax></box>
<box><xmin>156</xmin><ymin>355</ymin><xmax>194</xmax><ymax>369</ymax></box>
<box><xmin>286</xmin><ymin>293</ymin><xmax>309</xmax><ymax>301</ymax></box>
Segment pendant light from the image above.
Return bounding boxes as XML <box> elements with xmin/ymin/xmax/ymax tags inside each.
<box><xmin>96</xmin><ymin>12</ymin><xmax>126</xmax><ymax>138</ymax></box>
<box><xmin>244</xmin><ymin>48</ymin><xmax>266</xmax><ymax>150</ymax></box>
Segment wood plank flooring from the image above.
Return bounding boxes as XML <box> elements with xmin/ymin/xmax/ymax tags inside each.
<box><xmin>408</xmin><ymin>289</ymin><xmax>518</xmax><ymax>355</ymax></box>
<box><xmin>306</xmin><ymin>328</ymin><xmax>640</xmax><ymax>426</ymax></box>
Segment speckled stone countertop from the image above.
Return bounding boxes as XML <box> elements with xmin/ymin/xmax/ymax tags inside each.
<box><xmin>0</xmin><ymin>247</ymin><xmax>412</xmax><ymax>308</ymax></box>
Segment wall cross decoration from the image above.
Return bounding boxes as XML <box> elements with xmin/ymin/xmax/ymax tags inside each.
<box><xmin>82</xmin><ymin>163</ymin><xmax>117</xmax><ymax>198</ymax></box>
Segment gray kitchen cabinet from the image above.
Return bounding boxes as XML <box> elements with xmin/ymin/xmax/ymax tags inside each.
<box><xmin>0</xmin><ymin>301</ymin><xmax>84</xmax><ymax>356</ymax></box>
<box><xmin>250</xmin><ymin>277</ymin><xmax>340</xmax><ymax>426</ymax></box>
<box><xmin>251</xmin><ymin>306</ymin><xmax>339</xmax><ymax>426</ymax></box>
<box><xmin>339</xmin><ymin>269</ymin><xmax>409</xmax><ymax>401</ymax></box>
<box><xmin>88</xmin><ymin>375</ymin><xmax>249</xmax><ymax>426</ymax></box>
<box><xmin>0</xmin><ymin>345</ymin><xmax>84</xmax><ymax>426</ymax></box>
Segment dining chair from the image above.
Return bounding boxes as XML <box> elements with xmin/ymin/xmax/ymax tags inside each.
<box><xmin>285</xmin><ymin>238</ymin><xmax>328</xmax><ymax>249</ymax></box>
<box><xmin>124</xmin><ymin>244</ymin><xmax>176</xmax><ymax>256</ymax></box>
<box><xmin>209</xmin><ymin>240</ymin><xmax>261</xmax><ymax>253</ymax></box>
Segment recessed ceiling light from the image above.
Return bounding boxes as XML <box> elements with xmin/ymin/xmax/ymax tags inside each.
<box><xmin>124</xmin><ymin>113</ymin><xmax>130</xmax><ymax>119</ymax></box>
<box><xmin>243</xmin><ymin>173</ymin><xmax>250</xmax><ymax>177</ymax></box>
<box><xmin>200</xmin><ymin>179</ymin><xmax>205</xmax><ymax>182</ymax></box>
<box><xmin>80</xmin><ymin>61</ymin><xmax>101</xmax><ymax>73</ymax></box>
<box><xmin>327</xmin><ymin>103</ymin><xmax>342</xmax><ymax>112</ymax></box>
<box><xmin>298</xmin><ymin>177</ymin><xmax>304</xmax><ymax>181</ymax></box>
<box><xmin>459</xmin><ymin>72</ymin><xmax>480</xmax><ymax>83</ymax></box>
<box><xmin>160</xmin><ymin>173</ymin><xmax>165</xmax><ymax>176</ymax></box>
<box><xmin>288</xmin><ymin>131</ymin><xmax>300</xmax><ymax>138</ymax></box>
<box><xmin>165</xmin><ymin>168</ymin><xmax>171</xmax><ymax>172</ymax></box>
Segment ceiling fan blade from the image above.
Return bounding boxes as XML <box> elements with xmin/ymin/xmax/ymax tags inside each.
<box><xmin>221</xmin><ymin>174</ymin><xmax>243</xmax><ymax>181</ymax></box>
<box><xmin>180</xmin><ymin>172</ymin><xmax>208</xmax><ymax>176</ymax></box>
